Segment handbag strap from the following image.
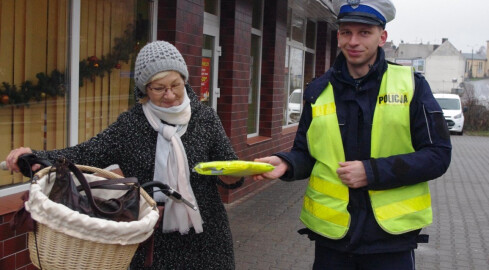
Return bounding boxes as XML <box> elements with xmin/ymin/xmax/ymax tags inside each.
<box><xmin>76</xmin><ymin>177</ymin><xmax>138</xmax><ymax>192</ymax></box>
<box><xmin>63</xmin><ymin>159</ymin><xmax>129</xmax><ymax>217</ymax></box>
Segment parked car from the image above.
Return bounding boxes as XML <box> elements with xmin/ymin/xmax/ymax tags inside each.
<box><xmin>434</xmin><ymin>93</ymin><xmax>464</xmax><ymax>135</ymax></box>
<box><xmin>287</xmin><ymin>89</ymin><xmax>302</xmax><ymax>124</ymax></box>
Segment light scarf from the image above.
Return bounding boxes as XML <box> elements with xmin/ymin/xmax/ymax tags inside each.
<box><xmin>142</xmin><ymin>92</ymin><xmax>203</xmax><ymax>234</ymax></box>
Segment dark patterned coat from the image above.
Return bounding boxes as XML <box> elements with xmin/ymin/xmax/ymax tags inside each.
<box><xmin>34</xmin><ymin>86</ymin><xmax>242</xmax><ymax>269</ymax></box>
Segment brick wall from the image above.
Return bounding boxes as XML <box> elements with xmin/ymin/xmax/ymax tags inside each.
<box><xmin>0</xmin><ymin>193</ymin><xmax>35</xmax><ymax>270</ymax></box>
<box><xmin>157</xmin><ymin>0</ymin><xmax>204</xmax><ymax>91</ymax></box>
<box><xmin>316</xmin><ymin>22</ymin><xmax>338</xmax><ymax>78</ymax></box>
<box><xmin>219</xmin><ymin>0</ymin><xmax>253</xmax><ymax>154</ymax></box>
<box><xmin>217</xmin><ymin>0</ymin><xmax>293</xmax><ymax>202</ymax></box>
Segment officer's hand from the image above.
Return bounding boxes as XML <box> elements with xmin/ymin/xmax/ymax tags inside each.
<box><xmin>336</xmin><ymin>161</ymin><xmax>367</xmax><ymax>189</ymax></box>
<box><xmin>252</xmin><ymin>156</ymin><xmax>288</xmax><ymax>180</ymax></box>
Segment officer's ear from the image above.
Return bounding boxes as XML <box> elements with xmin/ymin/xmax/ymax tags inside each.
<box><xmin>379</xmin><ymin>28</ymin><xmax>387</xmax><ymax>47</ymax></box>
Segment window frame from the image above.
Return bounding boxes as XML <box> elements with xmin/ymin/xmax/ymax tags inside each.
<box><xmin>247</xmin><ymin>0</ymin><xmax>264</xmax><ymax>138</ymax></box>
<box><xmin>283</xmin><ymin>11</ymin><xmax>317</xmax><ymax>127</ymax></box>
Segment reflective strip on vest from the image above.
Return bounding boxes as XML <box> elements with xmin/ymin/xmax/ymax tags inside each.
<box><xmin>302</xmin><ymin>64</ymin><xmax>432</xmax><ymax>239</ymax></box>
<box><xmin>302</xmin><ymin>82</ymin><xmax>350</xmax><ymax>239</ymax></box>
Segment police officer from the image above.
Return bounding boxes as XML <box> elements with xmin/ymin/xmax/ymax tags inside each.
<box><xmin>253</xmin><ymin>0</ymin><xmax>452</xmax><ymax>269</ymax></box>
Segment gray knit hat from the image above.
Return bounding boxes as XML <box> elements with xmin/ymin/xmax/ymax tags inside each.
<box><xmin>134</xmin><ymin>41</ymin><xmax>189</xmax><ymax>95</ymax></box>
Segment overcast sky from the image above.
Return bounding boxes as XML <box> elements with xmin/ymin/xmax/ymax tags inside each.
<box><xmin>386</xmin><ymin>0</ymin><xmax>489</xmax><ymax>53</ymax></box>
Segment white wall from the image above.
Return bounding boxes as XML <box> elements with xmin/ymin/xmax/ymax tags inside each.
<box><xmin>425</xmin><ymin>55</ymin><xmax>465</xmax><ymax>94</ymax></box>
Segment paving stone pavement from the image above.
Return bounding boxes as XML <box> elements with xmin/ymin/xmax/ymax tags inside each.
<box><xmin>226</xmin><ymin>135</ymin><xmax>489</xmax><ymax>270</ymax></box>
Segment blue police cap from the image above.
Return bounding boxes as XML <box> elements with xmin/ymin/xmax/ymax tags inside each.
<box><xmin>332</xmin><ymin>0</ymin><xmax>396</xmax><ymax>27</ymax></box>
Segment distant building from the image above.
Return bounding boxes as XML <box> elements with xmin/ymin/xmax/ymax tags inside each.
<box><xmin>396</xmin><ymin>43</ymin><xmax>435</xmax><ymax>60</ymax></box>
<box><xmin>425</xmin><ymin>40</ymin><xmax>466</xmax><ymax>94</ymax></box>
<box><xmin>391</xmin><ymin>39</ymin><xmax>465</xmax><ymax>94</ymax></box>
<box><xmin>383</xmin><ymin>41</ymin><xmax>397</xmax><ymax>62</ymax></box>
<box><xmin>462</xmin><ymin>43</ymin><xmax>488</xmax><ymax>79</ymax></box>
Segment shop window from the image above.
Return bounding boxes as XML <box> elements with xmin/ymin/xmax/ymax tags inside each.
<box><xmin>283</xmin><ymin>10</ymin><xmax>317</xmax><ymax>127</ymax></box>
<box><xmin>247</xmin><ymin>34</ymin><xmax>262</xmax><ymax>136</ymax></box>
<box><xmin>78</xmin><ymin>0</ymin><xmax>149</xmax><ymax>141</ymax></box>
<box><xmin>0</xmin><ymin>0</ymin><xmax>151</xmax><ymax>191</ymax></box>
<box><xmin>283</xmin><ymin>47</ymin><xmax>304</xmax><ymax>125</ymax></box>
<box><xmin>306</xmin><ymin>20</ymin><xmax>316</xmax><ymax>49</ymax></box>
<box><xmin>248</xmin><ymin>1</ymin><xmax>263</xmax><ymax>137</ymax></box>
<box><xmin>0</xmin><ymin>0</ymin><xmax>69</xmax><ymax>187</ymax></box>
<box><xmin>291</xmin><ymin>14</ymin><xmax>305</xmax><ymax>43</ymax></box>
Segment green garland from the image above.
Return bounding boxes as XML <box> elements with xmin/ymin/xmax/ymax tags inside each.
<box><xmin>0</xmin><ymin>24</ymin><xmax>140</xmax><ymax>107</ymax></box>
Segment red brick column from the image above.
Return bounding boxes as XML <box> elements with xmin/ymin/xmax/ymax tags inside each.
<box><xmin>316</xmin><ymin>22</ymin><xmax>339</xmax><ymax>77</ymax></box>
<box><xmin>259</xmin><ymin>0</ymin><xmax>288</xmax><ymax>140</ymax></box>
<box><xmin>0</xmin><ymin>194</ymin><xmax>33</xmax><ymax>270</ymax></box>
<box><xmin>330</xmin><ymin>30</ymin><xmax>338</xmax><ymax>68</ymax></box>
<box><xmin>157</xmin><ymin>0</ymin><xmax>204</xmax><ymax>93</ymax></box>
<box><xmin>316</xmin><ymin>22</ymin><xmax>330</xmax><ymax>76</ymax></box>
<box><xmin>218</xmin><ymin>0</ymin><xmax>253</xmax><ymax>155</ymax></box>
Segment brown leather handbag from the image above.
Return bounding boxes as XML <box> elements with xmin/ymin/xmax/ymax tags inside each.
<box><xmin>48</xmin><ymin>158</ymin><xmax>140</xmax><ymax>222</ymax></box>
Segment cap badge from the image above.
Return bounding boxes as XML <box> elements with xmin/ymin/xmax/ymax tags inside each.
<box><xmin>347</xmin><ymin>0</ymin><xmax>360</xmax><ymax>8</ymax></box>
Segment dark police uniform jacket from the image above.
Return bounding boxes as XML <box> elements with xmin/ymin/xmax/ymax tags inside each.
<box><xmin>276</xmin><ymin>48</ymin><xmax>452</xmax><ymax>254</ymax></box>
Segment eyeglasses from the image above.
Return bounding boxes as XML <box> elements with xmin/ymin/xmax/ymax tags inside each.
<box><xmin>146</xmin><ymin>83</ymin><xmax>183</xmax><ymax>94</ymax></box>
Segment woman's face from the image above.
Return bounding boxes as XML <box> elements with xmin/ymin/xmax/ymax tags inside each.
<box><xmin>146</xmin><ymin>71</ymin><xmax>186</xmax><ymax>108</ymax></box>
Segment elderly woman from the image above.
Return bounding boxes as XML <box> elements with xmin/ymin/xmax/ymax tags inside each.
<box><xmin>5</xmin><ymin>41</ymin><xmax>243</xmax><ymax>269</ymax></box>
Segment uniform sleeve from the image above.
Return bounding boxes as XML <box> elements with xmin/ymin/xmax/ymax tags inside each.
<box><xmin>365</xmin><ymin>73</ymin><xmax>452</xmax><ymax>190</ymax></box>
<box><xmin>276</xmin><ymin>100</ymin><xmax>316</xmax><ymax>181</ymax></box>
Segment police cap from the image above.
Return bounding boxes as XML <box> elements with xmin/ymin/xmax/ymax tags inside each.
<box><xmin>332</xmin><ymin>0</ymin><xmax>396</xmax><ymax>28</ymax></box>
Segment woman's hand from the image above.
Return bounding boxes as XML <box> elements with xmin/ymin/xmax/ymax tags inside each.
<box><xmin>218</xmin><ymin>175</ymin><xmax>242</xmax><ymax>185</ymax></box>
<box><xmin>252</xmin><ymin>156</ymin><xmax>288</xmax><ymax>180</ymax></box>
<box><xmin>5</xmin><ymin>147</ymin><xmax>39</xmax><ymax>173</ymax></box>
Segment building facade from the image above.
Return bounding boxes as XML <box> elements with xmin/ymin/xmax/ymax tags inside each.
<box><xmin>0</xmin><ymin>0</ymin><xmax>338</xmax><ymax>268</ymax></box>
<box><xmin>391</xmin><ymin>39</ymin><xmax>466</xmax><ymax>94</ymax></box>
<box><xmin>424</xmin><ymin>40</ymin><xmax>465</xmax><ymax>93</ymax></box>
<box><xmin>463</xmin><ymin>53</ymin><xmax>488</xmax><ymax>79</ymax></box>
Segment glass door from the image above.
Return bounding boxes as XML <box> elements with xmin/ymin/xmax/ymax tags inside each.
<box><xmin>202</xmin><ymin>2</ymin><xmax>220</xmax><ymax>110</ymax></box>
<box><xmin>201</xmin><ymin>35</ymin><xmax>215</xmax><ymax>108</ymax></box>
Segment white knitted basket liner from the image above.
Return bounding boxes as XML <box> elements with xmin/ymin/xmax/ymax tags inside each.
<box><xmin>25</xmin><ymin>171</ymin><xmax>159</xmax><ymax>245</ymax></box>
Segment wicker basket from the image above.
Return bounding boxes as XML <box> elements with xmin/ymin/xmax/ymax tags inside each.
<box><xmin>26</xmin><ymin>165</ymin><xmax>159</xmax><ymax>270</ymax></box>
<box><xmin>28</xmin><ymin>223</ymin><xmax>139</xmax><ymax>270</ymax></box>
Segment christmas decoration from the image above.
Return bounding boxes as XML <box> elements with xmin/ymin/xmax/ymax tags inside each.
<box><xmin>0</xmin><ymin>23</ymin><xmax>142</xmax><ymax>107</ymax></box>
<box><xmin>1</xmin><ymin>95</ymin><xmax>8</xmax><ymax>104</ymax></box>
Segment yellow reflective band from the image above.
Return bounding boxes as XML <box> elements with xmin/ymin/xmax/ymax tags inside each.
<box><xmin>369</xmin><ymin>184</ymin><xmax>430</xmax><ymax>208</ymax></box>
<box><xmin>374</xmin><ymin>193</ymin><xmax>432</xmax><ymax>221</ymax></box>
<box><xmin>312</xmin><ymin>102</ymin><xmax>336</xmax><ymax>117</ymax></box>
<box><xmin>300</xmin><ymin>210</ymin><xmax>349</xmax><ymax>239</ymax></box>
<box><xmin>303</xmin><ymin>196</ymin><xmax>349</xmax><ymax>227</ymax></box>
<box><xmin>376</xmin><ymin>208</ymin><xmax>432</xmax><ymax>235</ymax></box>
<box><xmin>309</xmin><ymin>175</ymin><xmax>348</xmax><ymax>201</ymax></box>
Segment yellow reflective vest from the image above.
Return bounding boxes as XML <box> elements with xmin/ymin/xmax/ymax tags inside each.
<box><xmin>301</xmin><ymin>64</ymin><xmax>432</xmax><ymax>239</ymax></box>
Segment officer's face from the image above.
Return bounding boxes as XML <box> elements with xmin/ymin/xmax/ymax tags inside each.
<box><xmin>337</xmin><ymin>23</ymin><xmax>387</xmax><ymax>73</ymax></box>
